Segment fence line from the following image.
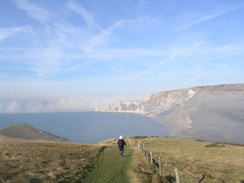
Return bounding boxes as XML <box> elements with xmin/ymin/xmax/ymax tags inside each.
<box><xmin>134</xmin><ymin>140</ymin><xmax>204</xmax><ymax>183</ymax></box>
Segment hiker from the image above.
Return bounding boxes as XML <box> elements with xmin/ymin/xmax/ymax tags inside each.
<box><xmin>117</xmin><ymin>135</ymin><xmax>126</xmax><ymax>155</ymax></box>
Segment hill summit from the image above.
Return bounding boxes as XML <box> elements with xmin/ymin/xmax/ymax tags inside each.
<box><xmin>0</xmin><ymin>123</ymin><xmax>69</xmax><ymax>142</ymax></box>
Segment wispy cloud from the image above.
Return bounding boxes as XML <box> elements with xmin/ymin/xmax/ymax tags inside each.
<box><xmin>60</xmin><ymin>60</ymin><xmax>95</xmax><ymax>74</ymax></box>
<box><xmin>82</xmin><ymin>17</ymin><xmax>156</xmax><ymax>52</ymax></box>
<box><xmin>130</xmin><ymin>41</ymin><xmax>206</xmax><ymax>79</ymax></box>
<box><xmin>29</xmin><ymin>45</ymin><xmax>67</xmax><ymax>77</ymax></box>
<box><xmin>183</xmin><ymin>64</ymin><xmax>227</xmax><ymax>85</ymax></box>
<box><xmin>0</xmin><ymin>26</ymin><xmax>30</xmax><ymax>42</ymax></box>
<box><xmin>0</xmin><ymin>47</ymin><xmax>165</xmax><ymax>61</ymax></box>
<box><xmin>94</xmin><ymin>41</ymin><xmax>244</xmax><ymax>83</ymax></box>
<box><xmin>67</xmin><ymin>1</ymin><xmax>100</xmax><ymax>30</ymax></box>
<box><xmin>4</xmin><ymin>0</ymin><xmax>159</xmax><ymax>78</ymax></box>
<box><xmin>179</xmin><ymin>4</ymin><xmax>244</xmax><ymax>30</ymax></box>
<box><xmin>14</xmin><ymin>0</ymin><xmax>50</xmax><ymax>23</ymax></box>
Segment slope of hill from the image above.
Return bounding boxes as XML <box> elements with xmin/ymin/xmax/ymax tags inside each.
<box><xmin>128</xmin><ymin>136</ymin><xmax>244</xmax><ymax>183</ymax></box>
<box><xmin>95</xmin><ymin>84</ymin><xmax>244</xmax><ymax>144</ymax></box>
<box><xmin>0</xmin><ymin>137</ymin><xmax>102</xmax><ymax>183</ymax></box>
<box><xmin>1</xmin><ymin>135</ymin><xmax>243</xmax><ymax>183</ymax></box>
<box><xmin>0</xmin><ymin>124</ymin><xmax>69</xmax><ymax>142</ymax></box>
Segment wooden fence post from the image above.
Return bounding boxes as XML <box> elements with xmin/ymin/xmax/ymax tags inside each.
<box><xmin>159</xmin><ymin>156</ymin><xmax>162</xmax><ymax>176</ymax></box>
<box><xmin>150</xmin><ymin>152</ymin><xmax>153</xmax><ymax>164</ymax></box>
<box><xmin>175</xmin><ymin>168</ymin><xmax>180</xmax><ymax>183</ymax></box>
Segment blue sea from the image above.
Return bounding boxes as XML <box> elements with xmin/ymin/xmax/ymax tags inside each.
<box><xmin>0</xmin><ymin>112</ymin><xmax>170</xmax><ymax>144</ymax></box>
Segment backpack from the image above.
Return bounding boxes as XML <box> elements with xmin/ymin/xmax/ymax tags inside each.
<box><xmin>118</xmin><ymin>139</ymin><xmax>124</xmax><ymax>146</ymax></box>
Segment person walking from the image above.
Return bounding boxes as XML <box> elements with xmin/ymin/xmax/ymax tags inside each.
<box><xmin>117</xmin><ymin>135</ymin><xmax>126</xmax><ymax>156</ymax></box>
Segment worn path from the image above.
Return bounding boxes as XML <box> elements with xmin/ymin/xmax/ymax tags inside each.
<box><xmin>84</xmin><ymin>146</ymin><xmax>133</xmax><ymax>183</ymax></box>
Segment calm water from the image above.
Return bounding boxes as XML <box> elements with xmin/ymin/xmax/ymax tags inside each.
<box><xmin>0</xmin><ymin>112</ymin><xmax>170</xmax><ymax>143</ymax></box>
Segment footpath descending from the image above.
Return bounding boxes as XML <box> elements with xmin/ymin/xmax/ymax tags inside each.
<box><xmin>84</xmin><ymin>146</ymin><xmax>133</xmax><ymax>183</ymax></box>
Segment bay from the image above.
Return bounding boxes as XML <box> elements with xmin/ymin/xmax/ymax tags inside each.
<box><xmin>0</xmin><ymin>112</ymin><xmax>170</xmax><ymax>144</ymax></box>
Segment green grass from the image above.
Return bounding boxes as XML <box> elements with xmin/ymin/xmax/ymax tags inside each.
<box><xmin>84</xmin><ymin>146</ymin><xmax>133</xmax><ymax>183</ymax></box>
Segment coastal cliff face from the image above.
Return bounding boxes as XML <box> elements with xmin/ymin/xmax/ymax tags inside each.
<box><xmin>95</xmin><ymin>84</ymin><xmax>244</xmax><ymax>144</ymax></box>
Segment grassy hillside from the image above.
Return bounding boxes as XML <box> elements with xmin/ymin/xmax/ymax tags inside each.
<box><xmin>1</xmin><ymin>136</ymin><xmax>243</xmax><ymax>183</ymax></box>
<box><xmin>132</xmin><ymin>137</ymin><xmax>244</xmax><ymax>183</ymax></box>
<box><xmin>0</xmin><ymin>137</ymin><xmax>102</xmax><ymax>183</ymax></box>
<box><xmin>0</xmin><ymin>136</ymin><xmax>160</xmax><ymax>183</ymax></box>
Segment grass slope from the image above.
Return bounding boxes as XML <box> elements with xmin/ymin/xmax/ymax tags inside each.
<box><xmin>84</xmin><ymin>146</ymin><xmax>132</xmax><ymax>183</ymax></box>
<box><xmin>0</xmin><ymin>138</ymin><xmax>102</xmax><ymax>183</ymax></box>
<box><xmin>134</xmin><ymin>137</ymin><xmax>244</xmax><ymax>183</ymax></box>
<box><xmin>2</xmin><ymin>135</ymin><xmax>242</xmax><ymax>183</ymax></box>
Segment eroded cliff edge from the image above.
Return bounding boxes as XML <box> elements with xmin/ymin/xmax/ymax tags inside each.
<box><xmin>95</xmin><ymin>84</ymin><xmax>244</xmax><ymax>144</ymax></box>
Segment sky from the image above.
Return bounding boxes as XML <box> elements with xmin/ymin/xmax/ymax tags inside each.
<box><xmin>0</xmin><ymin>0</ymin><xmax>244</xmax><ymax>113</ymax></box>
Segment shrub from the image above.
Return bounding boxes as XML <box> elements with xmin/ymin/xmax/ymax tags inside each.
<box><xmin>205</xmin><ymin>143</ymin><xmax>225</xmax><ymax>148</ymax></box>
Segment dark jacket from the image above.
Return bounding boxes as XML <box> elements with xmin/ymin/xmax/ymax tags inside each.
<box><xmin>117</xmin><ymin>139</ymin><xmax>126</xmax><ymax>147</ymax></box>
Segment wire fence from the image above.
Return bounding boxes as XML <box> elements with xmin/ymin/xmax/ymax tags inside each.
<box><xmin>134</xmin><ymin>140</ymin><xmax>205</xmax><ymax>183</ymax></box>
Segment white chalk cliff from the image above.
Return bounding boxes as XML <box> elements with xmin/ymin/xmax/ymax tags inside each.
<box><xmin>95</xmin><ymin>84</ymin><xmax>244</xmax><ymax>144</ymax></box>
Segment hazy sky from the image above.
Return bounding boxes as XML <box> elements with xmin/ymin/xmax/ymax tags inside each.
<box><xmin>1</xmin><ymin>0</ymin><xmax>244</xmax><ymax>113</ymax></box>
